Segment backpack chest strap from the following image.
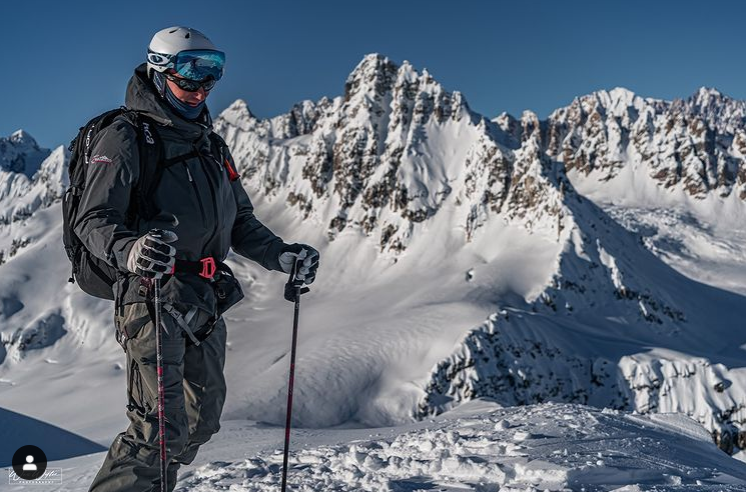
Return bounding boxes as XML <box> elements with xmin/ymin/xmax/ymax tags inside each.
<box><xmin>162</xmin><ymin>149</ymin><xmax>200</xmax><ymax>167</ymax></box>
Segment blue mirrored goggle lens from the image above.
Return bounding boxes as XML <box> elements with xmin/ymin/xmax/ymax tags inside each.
<box><xmin>173</xmin><ymin>50</ymin><xmax>225</xmax><ymax>81</ymax></box>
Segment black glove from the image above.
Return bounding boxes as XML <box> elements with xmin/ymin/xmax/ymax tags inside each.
<box><xmin>279</xmin><ymin>243</ymin><xmax>319</xmax><ymax>302</ymax></box>
<box><xmin>126</xmin><ymin>230</ymin><xmax>177</xmax><ymax>279</ymax></box>
<box><xmin>278</xmin><ymin>243</ymin><xmax>320</xmax><ymax>284</ymax></box>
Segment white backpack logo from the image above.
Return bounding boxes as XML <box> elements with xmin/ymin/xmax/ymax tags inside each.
<box><xmin>142</xmin><ymin>122</ymin><xmax>155</xmax><ymax>145</ymax></box>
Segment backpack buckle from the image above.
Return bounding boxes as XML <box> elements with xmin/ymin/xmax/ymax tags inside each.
<box><xmin>200</xmin><ymin>257</ymin><xmax>217</xmax><ymax>279</ymax></box>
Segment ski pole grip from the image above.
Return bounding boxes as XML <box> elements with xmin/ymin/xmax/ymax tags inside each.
<box><xmin>284</xmin><ymin>250</ymin><xmax>309</xmax><ymax>302</ymax></box>
<box><xmin>291</xmin><ymin>250</ymin><xmax>307</xmax><ymax>285</ymax></box>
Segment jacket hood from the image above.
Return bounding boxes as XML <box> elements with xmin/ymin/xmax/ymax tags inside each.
<box><xmin>125</xmin><ymin>63</ymin><xmax>213</xmax><ymax>138</ymax></box>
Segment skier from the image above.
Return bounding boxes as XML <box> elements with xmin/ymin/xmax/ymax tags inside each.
<box><xmin>75</xmin><ymin>27</ymin><xmax>320</xmax><ymax>491</ymax></box>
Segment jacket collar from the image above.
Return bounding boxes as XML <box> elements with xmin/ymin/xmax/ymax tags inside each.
<box><xmin>125</xmin><ymin>63</ymin><xmax>213</xmax><ymax>141</ymax></box>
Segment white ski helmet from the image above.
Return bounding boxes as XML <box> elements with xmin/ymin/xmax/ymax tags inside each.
<box><xmin>146</xmin><ymin>26</ymin><xmax>225</xmax><ymax>81</ymax></box>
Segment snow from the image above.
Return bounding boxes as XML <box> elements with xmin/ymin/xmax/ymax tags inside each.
<box><xmin>606</xmin><ymin>205</ymin><xmax>746</xmax><ymax>296</ymax></box>
<box><xmin>3</xmin><ymin>401</ymin><xmax>745</xmax><ymax>491</ymax></box>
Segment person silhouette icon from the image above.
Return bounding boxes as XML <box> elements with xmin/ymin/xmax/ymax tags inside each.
<box><xmin>12</xmin><ymin>445</ymin><xmax>47</xmax><ymax>480</ymax></box>
<box><xmin>22</xmin><ymin>455</ymin><xmax>37</xmax><ymax>471</ymax></box>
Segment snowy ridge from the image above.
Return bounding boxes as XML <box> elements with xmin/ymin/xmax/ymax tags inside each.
<box><xmin>0</xmin><ymin>144</ymin><xmax>68</xmax><ymax>266</ymax></box>
<box><xmin>171</xmin><ymin>402</ymin><xmax>746</xmax><ymax>491</ymax></box>
<box><xmin>540</xmin><ymin>86</ymin><xmax>746</xmax><ymax>216</ymax></box>
<box><xmin>0</xmin><ymin>132</ymin><xmax>74</xmax><ymax>366</ymax></box>
<box><xmin>215</xmin><ymin>55</ymin><xmax>578</xmax><ymax>258</ymax></box>
<box><xmin>0</xmin><ymin>130</ymin><xmax>55</xmax><ymax>220</ymax></box>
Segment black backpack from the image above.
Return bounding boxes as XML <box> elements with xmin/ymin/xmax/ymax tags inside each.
<box><xmin>62</xmin><ymin>108</ymin><xmax>156</xmax><ymax>300</ymax></box>
<box><xmin>62</xmin><ymin>107</ymin><xmax>221</xmax><ymax>300</ymax></box>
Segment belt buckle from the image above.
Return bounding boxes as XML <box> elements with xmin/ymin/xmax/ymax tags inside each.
<box><xmin>199</xmin><ymin>257</ymin><xmax>217</xmax><ymax>279</ymax></box>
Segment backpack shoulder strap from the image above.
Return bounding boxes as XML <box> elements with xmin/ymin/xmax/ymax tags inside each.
<box><xmin>117</xmin><ymin>109</ymin><xmax>164</xmax><ymax>223</ymax></box>
<box><xmin>67</xmin><ymin>108</ymin><xmax>129</xmax><ymax>191</ymax></box>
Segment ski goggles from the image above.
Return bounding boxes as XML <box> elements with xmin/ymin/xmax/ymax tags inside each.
<box><xmin>164</xmin><ymin>72</ymin><xmax>217</xmax><ymax>92</ymax></box>
<box><xmin>147</xmin><ymin>49</ymin><xmax>226</xmax><ymax>82</ymax></box>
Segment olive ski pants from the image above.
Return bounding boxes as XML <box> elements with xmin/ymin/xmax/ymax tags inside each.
<box><xmin>89</xmin><ymin>302</ymin><xmax>227</xmax><ymax>492</ymax></box>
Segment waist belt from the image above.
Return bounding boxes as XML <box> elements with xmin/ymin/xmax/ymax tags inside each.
<box><xmin>170</xmin><ymin>257</ymin><xmax>225</xmax><ymax>279</ymax></box>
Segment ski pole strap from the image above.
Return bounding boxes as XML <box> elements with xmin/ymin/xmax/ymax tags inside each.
<box><xmin>163</xmin><ymin>303</ymin><xmax>201</xmax><ymax>346</ymax></box>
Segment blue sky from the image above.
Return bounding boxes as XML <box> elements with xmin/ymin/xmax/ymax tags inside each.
<box><xmin>1</xmin><ymin>0</ymin><xmax>745</xmax><ymax>149</ymax></box>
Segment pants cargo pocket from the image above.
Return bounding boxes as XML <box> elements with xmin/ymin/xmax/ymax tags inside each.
<box><xmin>115</xmin><ymin>302</ymin><xmax>152</xmax><ymax>352</ymax></box>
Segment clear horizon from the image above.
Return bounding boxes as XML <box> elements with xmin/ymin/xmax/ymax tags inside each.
<box><xmin>2</xmin><ymin>0</ymin><xmax>746</xmax><ymax>149</ymax></box>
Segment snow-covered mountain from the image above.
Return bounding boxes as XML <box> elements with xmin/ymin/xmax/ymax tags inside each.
<box><xmin>0</xmin><ymin>131</ymin><xmax>60</xmax><ymax>240</ymax></box>
<box><xmin>0</xmin><ymin>134</ymin><xmax>65</xmax><ymax>269</ymax></box>
<box><xmin>213</xmin><ymin>54</ymin><xmax>746</xmax><ymax>452</ymax></box>
<box><xmin>3</xmin><ymin>53</ymin><xmax>746</xmax><ymax>487</ymax></box>
<box><xmin>0</xmin><ymin>130</ymin><xmax>50</xmax><ymax>177</ymax></box>
<box><xmin>541</xmin><ymin>86</ymin><xmax>746</xmax><ymax>214</ymax></box>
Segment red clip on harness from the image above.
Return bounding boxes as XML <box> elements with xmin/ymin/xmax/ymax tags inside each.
<box><xmin>200</xmin><ymin>257</ymin><xmax>217</xmax><ymax>279</ymax></box>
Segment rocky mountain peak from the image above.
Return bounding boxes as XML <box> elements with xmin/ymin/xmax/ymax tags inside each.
<box><xmin>344</xmin><ymin>53</ymin><xmax>399</xmax><ymax>104</ymax></box>
<box><xmin>690</xmin><ymin>86</ymin><xmax>725</xmax><ymax>105</ymax></box>
<box><xmin>676</xmin><ymin>86</ymin><xmax>746</xmax><ymax>134</ymax></box>
<box><xmin>218</xmin><ymin>54</ymin><xmax>577</xmax><ymax>259</ymax></box>
<box><xmin>218</xmin><ymin>99</ymin><xmax>255</xmax><ymax>129</ymax></box>
<box><xmin>9</xmin><ymin>129</ymin><xmax>38</xmax><ymax>148</ymax></box>
<box><xmin>341</xmin><ymin>54</ymin><xmax>471</xmax><ymax>128</ymax></box>
<box><xmin>0</xmin><ymin>130</ymin><xmax>50</xmax><ymax>177</ymax></box>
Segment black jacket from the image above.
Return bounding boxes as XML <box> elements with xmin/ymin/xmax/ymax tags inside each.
<box><xmin>74</xmin><ymin>63</ymin><xmax>285</xmax><ymax>313</ymax></box>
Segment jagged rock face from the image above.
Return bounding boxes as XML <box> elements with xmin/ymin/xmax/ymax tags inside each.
<box><xmin>417</xmin><ymin>310</ymin><xmax>629</xmax><ymax>417</ymax></box>
<box><xmin>216</xmin><ymin>55</ymin><xmax>573</xmax><ymax>254</ymax></box>
<box><xmin>540</xmin><ymin>87</ymin><xmax>746</xmax><ymax>199</ymax></box>
<box><xmin>417</xmin><ymin>309</ymin><xmax>746</xmax><ymax>454</ymax></box>
<box><xmin>218</xmin><ymin>54</ymin><xmax>476</xmax><ymax>252</ymax></box>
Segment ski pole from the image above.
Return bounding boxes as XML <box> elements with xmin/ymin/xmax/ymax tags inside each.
<box><xmin>281</xmin><ymin>251</ymin><xmax>308</xmax><ymax>492</ymax></box>
<box><xmin>153</xmin><ymin>275</ymin><xmax>167</xmax><ymax>492</ymax></box>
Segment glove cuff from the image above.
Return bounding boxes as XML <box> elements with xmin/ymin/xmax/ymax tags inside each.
<box><xmin>280</xmin><ymin>242</ymin><xmax>302</xmax><ymax>254</ymax></box>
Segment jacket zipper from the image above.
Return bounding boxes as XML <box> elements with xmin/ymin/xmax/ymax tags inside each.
<box><xmin>184</xmin><ymin>162</ymin><xmax>207</xmax><ymax>224</ymax></box>
<box><xmin>198</xmin><ymin>151</ymin><xmax>221</xmax><ymax>251</ymax></box>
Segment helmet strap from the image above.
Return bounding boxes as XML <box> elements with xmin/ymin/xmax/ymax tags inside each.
<box><xmin>151</xmin><ymin>71</ymin><xmax>168</xmax><ymax>97</ymax></box>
